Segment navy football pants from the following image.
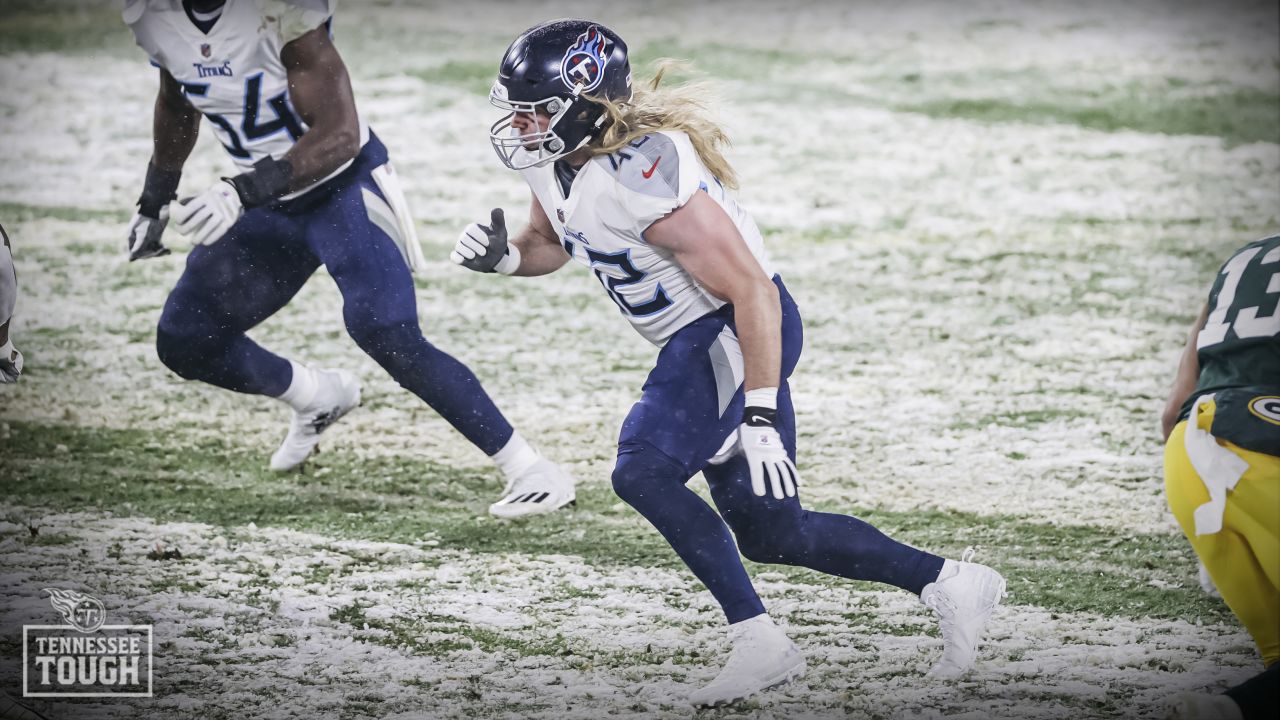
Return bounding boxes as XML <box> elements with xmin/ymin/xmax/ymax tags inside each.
<box><xmin>155</xmin><ymin>135</ymin><xmax>514</xmax><ymax>455</ymax></box>
<box><xmin>612</xmin><ymin>278</ymin><xmax>944</xmax><ymax>623</ymax></box>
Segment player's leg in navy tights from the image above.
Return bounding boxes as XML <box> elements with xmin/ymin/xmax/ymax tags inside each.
<box><xmin>301</xmin><ymin>149</ymin><xmax>516</xmax><ymax>455</ymax></box>
<box><xmin>703</xmin><ymin>383</ymin><xmax>944</xmax><ymax>597</ymax></box>
<box><xmin>156</xmin><ymin>207</ymin><xmax>316</xmax><ymax>397</ymax></box>
<box><xmin>613</xmin><ymin>445</ymin><xmax>767</xmax><ymax>622</ymax></box>
<box><xmin>612</xmin><ymin>278</ymin><xmax>942</xmax><ymax>624</ymax></box>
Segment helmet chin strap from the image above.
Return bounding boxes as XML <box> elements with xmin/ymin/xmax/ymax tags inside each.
<box><xmin>544</xmin><ymin>82</ymin><xmax>607</xmax><ymax>156</ymax></box>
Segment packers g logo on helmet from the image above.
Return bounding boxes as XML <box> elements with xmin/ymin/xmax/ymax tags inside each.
<box><xmin>1248</xmin><ymin>395</ymin><xmax>1280</xmax><ymax>425</ymax></box>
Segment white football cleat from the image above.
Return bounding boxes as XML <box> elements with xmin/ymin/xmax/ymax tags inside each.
<box><xmin>920</xmin><ymin>550</ymin><xmax>1006</xmax><ymax>679</ymax></box>
<box><xmin>488</xmin><ymin>458</ymin><xmax>576</xmax><ymax>518</ymax></box>
<box><xmin>269</xmin><ymin>369</ymin><xmax>361</xmax><ymax>472</ymax></box>
<box><xmin>688</xmin><ymin>614</ymin><xmax>806</xmax><ymax>707</ymax></box>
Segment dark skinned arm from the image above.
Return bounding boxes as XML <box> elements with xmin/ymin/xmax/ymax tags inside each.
<box><xmin>277</xmin><ymin>24</ymin><xmax>361</xmax><ymax>191</ymax></box>
<box><xmin>128</xmin><ymin>68</ymin><xmax>197</xmax><ymax>259</ymax></box>
<box><xmin>152</xmin><ymin>69</ymin><xmax>201</xmax><ymax>173</ymax></box>
<box><xmin>1161</xmin><ymin>302</ymin><xmax>1209</xmax><ymax>442</ymax></box>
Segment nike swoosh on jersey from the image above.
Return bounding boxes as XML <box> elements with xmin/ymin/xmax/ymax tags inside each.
<box><xmin>642</xmin><ymin>156</ymin><xmax>662</xmax><ymax>179</ymax></box>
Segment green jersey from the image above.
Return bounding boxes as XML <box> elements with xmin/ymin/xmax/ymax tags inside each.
<box><xmin>1180</xmin><ymin>235</ymin><xmax>1280</xmax><ymax>456</ymax></box>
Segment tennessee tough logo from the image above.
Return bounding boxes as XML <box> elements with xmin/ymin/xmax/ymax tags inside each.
<box><xmin>43</xmin><ymin>588</ymin><xmax>106</xmax><ymax>633</ymax></box>
<box><xmin>560</xmin><ymin>26</ymin><xmax>609</xmax><ymax>93</ymax></box>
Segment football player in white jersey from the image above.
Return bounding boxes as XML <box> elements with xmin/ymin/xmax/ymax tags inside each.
<box><xmin>0</xmin><ymin>224</ymin><xmax>22</xmax><ymax>384</ymax></box>
<box><xmin>121</xmin><ymin>0</ymin><xmax>575</xmax><ymax>517</ymax></box>
<box><xmin>454</xmin><ymin>20</ymin><xmax>1008</xmax><ymax>706</ymax></box>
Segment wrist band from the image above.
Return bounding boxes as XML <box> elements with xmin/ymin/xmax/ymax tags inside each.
<box><xmin>494</xmin><ymin>243</ymin><xmax>522</xmax><ymax>275</ymax></box>
<box><xmin>227</xmin><ymin>155</ymin><xmax>294</xmax><ymax>208</ymax></box>
<box><xmin>138</xmin><ymin>161</ymin><xmax>182</xmax><ymax>218</ymax></box>
<box><xmin>744</xmin><ymin>386</ymin><xmax>778</xmax><ymax>410</ymax></box>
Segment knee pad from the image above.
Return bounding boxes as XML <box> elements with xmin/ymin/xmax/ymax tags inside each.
<box><xmin>727</xmin><ymin>503</ymin><xmax>808</xmax><ymax>565</ymax></box>
<box><xmin>345</xmin><ymin>315</ymin><xmax>423</xmax><ymax>359</ymax></box>
<box><xmin>155</xmin><ymin>320</ymin><xmax>208</xmax><ymax>378</ymax></box>
<box><xmin>611</xmin><ymin>447</ymin><xmax>687</xmax><ymax>508</ymax></box>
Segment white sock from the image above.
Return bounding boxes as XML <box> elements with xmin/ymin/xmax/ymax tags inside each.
<box><xmin>276</xmin><ymin>360</ymin><xmax>318</xmax><ymax>411</ymax></box>
<box><xmin>491</xmin><ymin>431</ymin><xmax>540</xmax><ymax>480</ymax></box>
<box><xmin>730</xmin><ymin>614</ymin><xmax>775</xmax><ymax>630</ymax></box>
<box><xmin>922</xmin><ymin>559</ymin><xmax>959</xmax><ymax>597</ymax></box>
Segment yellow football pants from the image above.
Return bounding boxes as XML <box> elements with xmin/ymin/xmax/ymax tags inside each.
<box><xmin>1165</xmin><ymin>398</ymin><xmax>1280</xmax><ymax>667</ymax></box>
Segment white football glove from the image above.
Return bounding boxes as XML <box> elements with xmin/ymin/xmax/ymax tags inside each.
<box><xmin>125</xmin><ymin>206</ymin><xmax>171</xmax><ymax>261</ymax></box>
<box><xmin>0</xmin><ymin>338</ymin><xmax>23</xmax><ymax>383</ymax></box>
<box><xmin>707</xmin><ymin>406</ymin><xmax>800</xmax><ymax>500</ymax></box>
<box><xmin>175</xmin><ymin>180</ymin><xmax>243</xmax><ymax>246</ymax></box>
<box><xmin>452</xmin><ymin>208</ymin><xmax>521</xmax><ymax>275</ymax></box>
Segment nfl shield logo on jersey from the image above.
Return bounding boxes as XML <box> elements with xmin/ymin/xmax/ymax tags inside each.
<box><xmin>559</xmin><ymin>26</ymin><xmax>610</xmax><ymax>92</ymax></box>
<box><xmin>200</xmin><ymin>43</ymin><xmax>211</xmax><ymax>58</ymax></box>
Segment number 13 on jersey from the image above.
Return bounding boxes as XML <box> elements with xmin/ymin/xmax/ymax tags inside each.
<box><xmin>1199</xmin><ymin>240</ymin><xmax>1280</xmax><ymax>348</ymax></box>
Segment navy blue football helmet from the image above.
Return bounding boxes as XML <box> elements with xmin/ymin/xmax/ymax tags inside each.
<box><xmin>490</xmin><ymin>20</ymin><xmax>633</xmax><ymax>170</ymax></box>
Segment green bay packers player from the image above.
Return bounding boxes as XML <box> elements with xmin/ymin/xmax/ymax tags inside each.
<box><xmin>1162</xmin><ymin>235</ymin><xmax>1279</xmax><ymax>720</ymax></box>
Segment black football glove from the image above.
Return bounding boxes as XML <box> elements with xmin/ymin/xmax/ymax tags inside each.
<box><xmin>451</xmin><ymin>208</ymin><xmax>521</xmax><ymax>274</ymax></box>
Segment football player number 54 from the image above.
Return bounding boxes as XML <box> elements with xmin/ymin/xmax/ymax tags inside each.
<box><xmin>183</xmin><ymin>73</ymin><xmax>304</xmax><ymax>160</ymax></box>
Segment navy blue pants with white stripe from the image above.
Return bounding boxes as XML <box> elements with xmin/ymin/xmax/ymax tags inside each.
<box><xmin>155</xmin><ymin>133</ymin><xmax>514</xmax><ymax>455</ymax></box>
<box><xmin>612</xmin><ymin>277</ymin><xmax>944</xmax><ymax>623</ymax></box>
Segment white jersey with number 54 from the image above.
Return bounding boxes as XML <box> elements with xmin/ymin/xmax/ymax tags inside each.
<box><xmin>518</xmin><ymin>130</ymin><xmax>774</xmax><ymax>347</ymax></box>
<box><xmin>124</xmin><ymin>0</ymin><xmax>367</xmax><ymax>175</ymax></box>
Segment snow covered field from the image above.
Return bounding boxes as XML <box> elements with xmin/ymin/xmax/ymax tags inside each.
<box><xmin>0</xmin><ymin>0</ymin><xmax>1276</xmax><ymax>718</ymax></box>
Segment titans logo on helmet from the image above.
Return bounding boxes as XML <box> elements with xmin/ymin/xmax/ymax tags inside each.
<box><xmin>559</xmin><ymin>26</ymin><xmax>610</xmax><ymax>93</ymax></box>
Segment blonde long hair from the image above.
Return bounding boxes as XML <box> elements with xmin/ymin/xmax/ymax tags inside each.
<box><xmin>587</xmin><ymin>61</ymin><xmax>739</xmax><ymax>190</ymax></box>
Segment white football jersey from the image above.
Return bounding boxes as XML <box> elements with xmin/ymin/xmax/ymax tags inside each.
<box><xmin>125</xmin><ymin>0</ymin><xmax>368</xmax><ymax>183</ymax></box>
<box><xmin>519</xmin><ymin>130</ymin><xmax>774</xmax><ymax>346</ymax></box>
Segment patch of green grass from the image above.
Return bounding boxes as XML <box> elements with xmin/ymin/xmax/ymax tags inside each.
<box><xmin>952</xmin><ymin>407</ymin><xmax>1090</xmax><ymax>431</ymax></box>
<box><xmin>327</xmin><ymin>598</ymin><xmax>703</xmax><ymax>666</ymax></box>
<box><xmin>406</xmin><ymin>61</ymin><xmax>496</xmax><ymax>95</ymax></box>
<box><xmin>0</xmin><ymin>202</ymin><xmax>130</xmax><ymax>225</ymax></box>
<box><xmin>0</xmin><ymin>2</ymin><xmax>133</xmax><ymax>56</ymax></box>
<box><xmin>0</xmin><ymin>421</ymin><xmax>1235</xmax><ymax>625</ymax></box>
<box><xmin>630</xmin><ymin>39</ymin><xmax>820</xmax><ymax>81</ymax></box>
<box><xmin>897</xmin><ymin>85</ymin><xmax>1280</xmax><ymax>146</ymax></box>
<box><xmin>29</xmin><ymin>532</ymin><xmax>75</xmax><ymax>546</ymax></box>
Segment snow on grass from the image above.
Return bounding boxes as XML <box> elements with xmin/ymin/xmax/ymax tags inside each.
<box><xmin>0</xmin><ymin>510</ymin><xmax>1260</xmax><ymax>719</ymax></box>
<box><xmin>0</xmin><ymin>2</ymin><xmax>1276</xmax><ymax>715</ymax></box>
<box><xmin>2</xmin><ymin>0</ymin><xmax>1276</xmax><ymax>532</ymax></box>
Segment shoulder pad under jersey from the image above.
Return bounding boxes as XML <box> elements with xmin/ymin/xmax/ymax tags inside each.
<box><xmin>592</xmin><ymin>132</ymin><xmax>680</xmax><ymax>199</ymax></box>
<box><xmin>262</xmin><ymin>0</ymin><xmax>335</xmax><ymax>42</ymax></box>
